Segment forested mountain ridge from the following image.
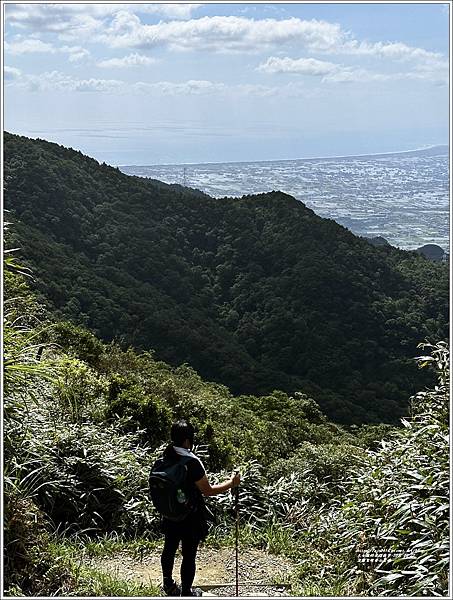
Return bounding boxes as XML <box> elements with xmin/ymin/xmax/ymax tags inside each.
<box><xmin>4</xmin><ymin>132</ymin><xmax>449</xmax><ymax>423</ymax></box>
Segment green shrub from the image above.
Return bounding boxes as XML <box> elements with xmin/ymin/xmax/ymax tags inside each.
<box><xmin>55</xmin><ymin>356</ymin><xmax>109</xmax><ymax>422</ymax></box>
<box><xmin>107</xmin><ymin>383</ymin><xmax>172</xmax><ymax>446</ymax></box>
<box><xmin>348</xmin><ymin>422</ymin><xmax>398</xmax><ymax>450</ymax></box>
<box><xmin>340</xmin><ymin>341</ymin><xmax>449</xmax><ymax>596</ymax></box>
<box><xmin>268</xmin><ymin>441</ymin><xmax>364</xmax><ymax>504</ymax></box>
<box><xmin>51</xmin><ymin>321</ymin><xmax>105</xmax><ymax>367</ymax></box>
<box><xmin>8</xmin><ymin>404</ymin><xmax>160</xmax><ymax>536</ymax></box>
<box><xmin>3</xmin><ymin>490</ymin><xmax>74</xmax><ymax>596</ymax></box>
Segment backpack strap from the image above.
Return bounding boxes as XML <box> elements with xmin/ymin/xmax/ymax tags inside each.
<box><xmin>162</xmin><ymin>454</ymin><xmax>192</xmax><ymax>468</ymax></box>
<box><xmin>178</xmin><ymin>455</ymin><xmax>193</xmax><ymax>467</ymax></box>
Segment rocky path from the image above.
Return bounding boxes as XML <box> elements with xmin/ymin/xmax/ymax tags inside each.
<box><xmin>88</xmin><ymin>546</ymin><xmax>295</xmax><ymax>596</ymax></box>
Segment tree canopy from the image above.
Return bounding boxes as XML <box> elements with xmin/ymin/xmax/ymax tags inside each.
<box><xmin>4</xmin><ymin>132</ymin><xmax>449</xmax><ymax>423</ymax></box>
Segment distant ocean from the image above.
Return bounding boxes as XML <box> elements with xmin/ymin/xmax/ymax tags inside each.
<box><xmin>120</xmin><ymin>146</ymin><xmax>450</xmax><ymax>252</ymax></box>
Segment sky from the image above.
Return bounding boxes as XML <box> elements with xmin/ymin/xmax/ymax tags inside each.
<box><xmin>3</xmin><ymin>1</ymin><xmax>451</xmax><ymax>165</ymax></box>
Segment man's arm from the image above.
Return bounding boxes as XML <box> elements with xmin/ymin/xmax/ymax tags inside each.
<box><xmin>195</xmin><ymin>473</ymin><xmax>240</xmax><ymax>497</ymax></box>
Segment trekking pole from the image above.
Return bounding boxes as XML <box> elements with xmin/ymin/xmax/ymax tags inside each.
<box><xmin>234</xmin><ymin>471</ymin><xmax>239</xmax><ymax>598</ymax></box>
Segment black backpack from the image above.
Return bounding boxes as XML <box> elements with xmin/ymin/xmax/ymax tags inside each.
<box><xmin>149</xmin><ymin>455</ymin><xmax>195</xmax><ymax>522</ymax></box>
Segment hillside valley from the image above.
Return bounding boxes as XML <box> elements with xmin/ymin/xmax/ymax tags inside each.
<box><xmin>121</xmin><ymin>145</ymin><xmax>449</xmax><ymax>252</ymax></box>
<box><xmin>4</xmin><ymin>132</ymin><xmax>449</xmax><ymax>424</ymax></box>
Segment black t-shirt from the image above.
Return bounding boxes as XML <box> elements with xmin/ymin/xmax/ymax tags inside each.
<box><xmin>185</xmin><ymin>456</ymin><xmax>205</xmax><ymax>486</ymax></box>
<box><xmin>184</xmin><ymin>456</ymin><xmax>206</xmax><ymax>511</ymax></box>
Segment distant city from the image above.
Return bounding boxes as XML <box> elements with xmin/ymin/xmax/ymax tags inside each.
<box><xmin>121</xmin><ymin>146</ymin><xmax>450</xmax><ymax>252</ymax></box>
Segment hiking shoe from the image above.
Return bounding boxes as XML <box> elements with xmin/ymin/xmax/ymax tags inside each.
<box><xmin>163</xmin><ymin>580</ymin><xmax>181</xmax><ymax>596</ymax></box>
<box><xmin>181</xmin><ymin>588</ymin><xmax>203</xmax><ymax>597</ymax></box>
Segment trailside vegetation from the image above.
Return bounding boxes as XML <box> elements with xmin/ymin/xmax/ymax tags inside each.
<box><xmin>4</xmin><ymin>132</ymin><xmax>449</xmax><ymax>424</ymax></box>
<box><xmin>3</xmin><ymin>245</ymin><xmax>449</xmax><ymax>596</ymax></box>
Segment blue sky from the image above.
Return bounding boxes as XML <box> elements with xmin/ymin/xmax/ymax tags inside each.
<box><xmin>3</xmin><ymin>2</ymin><xmax>450</xmax><ymax>165</ymax></box>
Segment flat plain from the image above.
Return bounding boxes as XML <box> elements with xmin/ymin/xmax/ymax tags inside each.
<box><xmin>121</xmin><ymin>148</ymin><xmax>449</xmax><ymax>252</ymax></box>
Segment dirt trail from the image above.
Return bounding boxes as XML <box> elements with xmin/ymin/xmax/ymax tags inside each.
<box><xmin>88</xmin><ymin>546</ymin><xmax>295</xmax><ymax>596</ymax></box>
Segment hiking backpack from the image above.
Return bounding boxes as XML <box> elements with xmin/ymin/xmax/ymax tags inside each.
<box><xmin>149</xmin><ymin>455</ymin><xmax>195</xmax><ymax>522</ymax></box>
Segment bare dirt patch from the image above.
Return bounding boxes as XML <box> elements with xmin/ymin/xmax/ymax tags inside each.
<box><xmin>88</xmin><ymin>545</ymin><xmax>295</xmax><ymax>596</ymax></box>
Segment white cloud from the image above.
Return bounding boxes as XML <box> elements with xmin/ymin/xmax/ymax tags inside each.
<box><xmin>258</xmin><ymin>56</ymin><xmax>338</xmax><ymax>76</ymax></box>
<box><xmin>5</xmin><ymin>38</ymin><xmax>55</xmax><ymax>54</ymax></box>
<box><xmin>4</xmin><ymin>66</ymin><xmax>22</xmax><ymax>81</ymax></box>
<box><xmin>5</xmin><ymin>5</ymin><xmax>107</xmax><ymax>38</ymax></box>
<box><xmin>257</xmin><ymin>56</ymin><xmax>384</xmax><ymax>83</ymax></box>
<box><xmin>133</xmin><ymin>79</ymin><xmax>304</xmax><ymax>98</ymax></box>
<box><xmin>341</xmin><ymin>40</ymin><xmax>443</xmax><ymax>62</ymax></box>
<box><xmin>6</xmin><ymin>71</ymin><xmax>226</xmax><ymax>95</ymax></box>
<box><xmin>5</xmin><ymin>5</ymin><xmax>444</xmax><ymax>72</ymax></box>
<box><xmin>60</xmin><ymin>46</ymin><xmax>91</xmax><ymax>62</ymax></box>
<box><xmin>411</xmin><ymin>57</ymin><xmax>449</xmax><ymax>83</ymax></box>
<box><xmin>97</xmin><ymin>53</ymin><xmax>156</xmax><ymax>68</ymax></box>
<box><xmin>131</xmin><ymin>4</ymin><xmax>202</xmax><ymax>20</ymax></box>
<box><xmin>133</xmin><ymin>79</ymin><xmax>227</xmax><ymax>95</ymax></box>
<box><xmin>100</xmin><ymin>15</ymin><xmax>346</xmax><ymax>53</ymax></box>
<box><xmin>324</xmin><ymin>66</ymin><xmax>447</xmax><ymax>85</ymax></box>
<box><xmin>5</xmin><ymin>3</ymin><xmax>201</xmax><ymax>35</ymax></box>
<box><xmin>8</xmin><ymin>65</ymin><xmax>446</xmax><ymax>95</ymax></box>
<box><xmin>258</xmin><ymin>56</ymin><xmax>369</xmax><ymax>83</ymax></box>
<box><xmin>5</xmin><ymin>9</ymin><xmax>347</xmax><ymax>53</ymax></box>
<box><xmin>72</xmin><ymin>78</ymin><xmax>124</xmax><ymax>93</ymax></box>
<box><xmin>6</xmin><ymin>70</ymin><xmax>300</xmax><ymax>98</ymax></box>
<box><xmin>5</xmin><ymin>39</ymin><xmax>91</xmax><ymax>63</ymax></box>
<box><xmin>234</xmin><ymin>83</ymin><xmax>280</xmax><ymax>98</ymax></box>
<box><xmin>94</xmin><ymin>13</ymin><xmax>445</xmax><ymax>68</ymax></box>
<box><xmin>323</xmin><ymin>68</ymin><xmax>390</xmax><ymax>83</ymax></box>
<box><xmin>132</xmin><ymin>79</ymin><xmax>301</xmax><ymax>98</ymax></box>
<box><xmin>257</xmin><ymin>55</ymin><xmax>448</xmax><ymax>86</ymax></box>
<box><xmin>11</xmin><ymin>70</ymin><xmax>123</xmax><ymax>93</ymax></box>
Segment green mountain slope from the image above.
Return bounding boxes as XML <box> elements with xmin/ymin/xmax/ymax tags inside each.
<box><xmin>4</xmin><ymin>132</ymin><xmax>449</xmax><ymax>423</ymax></box>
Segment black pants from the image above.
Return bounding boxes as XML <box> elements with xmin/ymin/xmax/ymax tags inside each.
<box><xmin>161</xmin><ymin>519</ymin><xmax>203</xmax><ymax>594</ymax></box>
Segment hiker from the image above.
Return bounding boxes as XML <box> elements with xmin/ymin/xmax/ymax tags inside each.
<box><xmin>158</xmin><ymin>420</ymin><xmax>241</xmax><ymax>597</ymax></box>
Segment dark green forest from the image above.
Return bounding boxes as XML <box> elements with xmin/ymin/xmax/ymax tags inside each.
<box><xmin>4</xmin><ymin>132</ymin><xmax>449</xmax><ymax>424</ymax></box>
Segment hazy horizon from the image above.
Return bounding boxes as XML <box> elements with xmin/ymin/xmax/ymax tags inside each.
<box><xmin>118</xmin><ymin>143</ymin><xmax>449</xmax><ymax>168</ymax></box>
<box><xmin>4</xmin><ymin>128</ymin><xmax>449</xmax><ymax>168</ymax></box>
